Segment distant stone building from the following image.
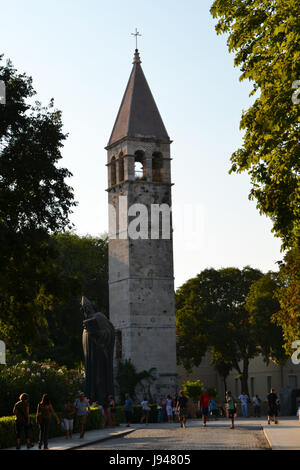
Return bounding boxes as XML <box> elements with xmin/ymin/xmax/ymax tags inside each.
<box><xmin>106</xmin><ymin>49</ymin><xmax>177</xmax><ymax>401</ymax></box>
<box><xmin>177</xmin><ymin>353</ymin><xmax>300</xmax><ymax>415</ymax></box>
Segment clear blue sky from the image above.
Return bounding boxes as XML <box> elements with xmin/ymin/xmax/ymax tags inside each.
<box><xmin>1</xmin><ymin>0</ymin><xmax>282</xmax><ymax>288</ymax></box>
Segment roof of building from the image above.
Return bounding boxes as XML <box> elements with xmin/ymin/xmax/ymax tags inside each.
<box><xmin>107</xmin><ymin>50</ymin><xmax>170</xmax><ymax>147</ymax></box>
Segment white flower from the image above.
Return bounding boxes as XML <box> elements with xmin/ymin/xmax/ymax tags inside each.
<box><xmin>26</xmin><ymin>368</ymin><xmax>30</xmax><ymax>372</ymax></box>
<box><xmin>36</xmin><ymin>372</ymin><xmax>41</xmax><ymax>376</ymax></box>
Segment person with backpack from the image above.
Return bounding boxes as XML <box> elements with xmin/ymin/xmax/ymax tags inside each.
<box><xmin>226</xmin><ymin>391</ymin><xmax>236</xmax><ymax>429</ymax></box>
<box><xmin>36</xmin><ymin>393</ymin><xmax>60</xmax><ymax>449</ymax></box>
<box><xmin>13</xmin><ymin>393</ymin><xmax>34</xmax><ymax>450</ymax></box>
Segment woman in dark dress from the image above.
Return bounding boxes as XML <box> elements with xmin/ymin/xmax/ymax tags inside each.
<box><xmin>36</xmin><ymin>394</ymin><xmax>60</xmax><ymax>449</ymax></box>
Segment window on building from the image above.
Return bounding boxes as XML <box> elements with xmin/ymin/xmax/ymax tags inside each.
<box><xmin>152</xmin><ymin>152</ymin><xmax>163</xmax><ymax>182</ymax></box>
<box><xmin>267</xmin><ymin>376</ymin><xmax>272</xmax><ymax>393</ymax></box>
<box><xmin>118</xmin><ymin>153</ymin><xmax>124</xmax><ymax>182</ymax></box>
<box><xmin>111</xmin><ymin>157</ymin><xmax>116</xmax><ymax>186</ymax></box>
<box><xmin>288</xmin><ymin>375</ymin><xmax>298</xmax><ymax>389</ymax></box>
<box><xmin>134</xmin><ymin>150</ymin><xmax>146</xmax><ymax>180</ymax></box>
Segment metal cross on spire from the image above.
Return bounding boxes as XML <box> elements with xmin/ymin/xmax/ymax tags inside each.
<box><xmin>131</xmin><ymin>28</ymin><xmax>142</xmax><ymax>50</ymax></box>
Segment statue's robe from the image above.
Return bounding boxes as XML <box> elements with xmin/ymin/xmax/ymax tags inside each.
<box><xmin>82</xmin><ymin>312</ymin><xmax>115</xmax><ymax>404</ymax></box>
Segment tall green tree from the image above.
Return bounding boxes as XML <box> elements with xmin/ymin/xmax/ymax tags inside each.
<box><xmin>176</xmin><ymin>267</ymin><xmax>285</xmax><ymax>395</ymax></box>
<box><xmin>0</xmin><ymin>56</ymin><xmax>77</xmax><ymax>350</ymax></box>
<box><xmin>210</xmin><ymin>0</ymin><xmax>300</xmax><ymax>250</ymax></box>
<box><xmin>272</xmin><ymin>248</ymin><xmax>300</xmax><ymax>355</ymax></box>
<box><xmin>40</xmin><ymin>232</ymin><xmax>109</xmax><ymax>368</ymax></box>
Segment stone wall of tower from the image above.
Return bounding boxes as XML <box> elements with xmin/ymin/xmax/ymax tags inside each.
<box><xmin>108</xmin><ymin>139</ymin><xmax>177</xmax><ymax>401</ymax></box>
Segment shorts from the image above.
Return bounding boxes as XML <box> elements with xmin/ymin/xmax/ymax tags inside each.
<box><xmin>201</xmin><ymin>407</ymin><xmax>209</xmax><ymax>417</ymax></box>
<box><xmin>228</xmin><ymin>409</ymin><xmax>235</xmax><ymax>418</ymax></box>
<box><xmin>142</xmin><ymin>409</ymin><xmax>150</xmax><ymax>417</ymax></box>
<box><xmin>179</xmin><ymin>408</ymin><xmax>187</xmax><ymax>418</ymax></box>
<box><xmin>78</xmin><ymin>415</ymin><xmax>87</xmax><ymax>426</ymax></box>
<box><xmin>166</xmin><ymin>406</ymin><xmax>173</xmax><ymax>417</ymax></box>
<box><xmin>268</xmin><ymin>405</ymin><xmax>278</xmax><ymax>417</ymax></box>
<box><xmin>63</xmin><ymin>418</ymin><xmax>74</xmax><ymax>431</ymax></box>
<box><xmin>15</xmin><ymin>421</ymin><xmax>29</xmax><ymax>439</ymax></box>
<box><xmin>210</xmin><ymin>409</ymin><xmax>218</xmax><ymax>416</ymax></box>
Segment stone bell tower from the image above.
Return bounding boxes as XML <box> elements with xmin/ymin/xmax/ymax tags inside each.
<box><xmin>106</xmin><ymin>49</ymin><xmax>177</xmax><ymax>401</ymax></box>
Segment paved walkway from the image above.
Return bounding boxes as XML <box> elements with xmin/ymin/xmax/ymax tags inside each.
<box><xmin>4</xmin><ymin>417</ymin><xmax>300</xmax><ymax>450</ymax></box>
<box><xmin>261</xmin><ymin>417</ymin><xmax>300</xmax><ymax>450</ymax></box>
<box><xmin>4</xmin><ymin>427</ymin><xmax>135</xmax><ymax>451</ymax></box>
<box><xmin>78</xmin><ymin>420</ymin><xmax>270</xmax><ymax>450</ymax></box>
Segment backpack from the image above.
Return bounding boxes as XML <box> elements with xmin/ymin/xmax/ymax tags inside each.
<box><xmin>14</xmin><ymin>401</ymin><xmax>27</xmax><ymax>423</ymax></box>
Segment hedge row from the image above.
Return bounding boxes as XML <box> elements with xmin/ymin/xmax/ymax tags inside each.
<box><xmin>0</xmin><ymin>404</ymin><xmax>163</xmax><ymax>449</ymax></box>
<box><xmin>0</xmin><ymin>408</ymin><xmax>104</xmax><ymax>449</ymax></box>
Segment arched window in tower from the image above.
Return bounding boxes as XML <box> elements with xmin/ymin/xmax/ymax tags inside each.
<box><xmin>134</xmin><ymin>150</ymin><xmax>146</xmax><ymax>180</ymax></box>
<box><xmin>110</xmin><ymin>157</ymin><xmax>116</xmax><ymax>186</ymax></box>
<box><xmin>118</xmin><ymin>153</ymin><xmax>124</xmax><ymax>182</ymax></box>
<box><xmin>152</xmin><ymin>152</ymin><xmax>163</xmax><ymax>182</ymax></box>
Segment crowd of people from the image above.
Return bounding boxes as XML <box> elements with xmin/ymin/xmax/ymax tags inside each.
<box><xmin>12</xmin><ymin>387</ymin><xmax>281</xmax><ymax>449</ymax></box>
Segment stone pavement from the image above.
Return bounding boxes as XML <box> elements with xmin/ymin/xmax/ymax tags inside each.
<box><xmin>78</xmin><ymin>419</ymin><xmax>270</xmax><ymax>450</ymax></box>
<box><xmin>4</xmin><ymin>417</ymin><xmax>300</xmax><ymax>450</ymax></box>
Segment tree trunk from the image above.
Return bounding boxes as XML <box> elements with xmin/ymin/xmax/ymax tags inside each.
<box><xmin>239</xmin><ymin>358</ymin><xmax>249</xmax><ymax>396</ymax></box>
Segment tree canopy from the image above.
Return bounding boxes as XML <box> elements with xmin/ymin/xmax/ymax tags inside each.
<box><xmin>210</xmin><ymin>0</ymin><xmax>300</xmax><ymax>250</ymax></box>
<box><xmin>272</xmin><ymin>247</ymin><xmax>300</xmax><ymax>355</ymax></box>
<box><xmin>176</xmin><ymin>267</ymin><xmax>286</xmax><ymax>394</ymax></box>
<box><xmin>0</xmin><ymin>56</ymin><xmax>77</xmax><ymax>350</ymax></box>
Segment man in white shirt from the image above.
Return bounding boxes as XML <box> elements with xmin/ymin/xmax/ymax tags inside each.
<box><xmin>74</xmin><ymin>392</ymin><xmax>90</xmax><ymax>438</ymax></box>
<box><xmin>238</xmin><ymin>392</ymin><xmax>249</xmax><ymax>417</ymax></box>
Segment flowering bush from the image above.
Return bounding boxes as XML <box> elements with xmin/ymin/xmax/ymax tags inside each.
<box><xmin>0</xmin><ymin>360</ymin><xmax>85</xmax><ymax>417</ymax></box>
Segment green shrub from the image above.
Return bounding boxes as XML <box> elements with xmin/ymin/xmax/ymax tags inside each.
<box><xmin>0</xmin><ymin>408</ymin><xmax>103</xmax><ymax>449</ymax></box>
<box><xmin>207</xmin><ymin>387</ymin><xmax>218</xmax><ymax>398</ymax></box>
<box><xmin>182</xmin><ymin>380</ymin><xmax>204</xmax><ymax>399</ymax></box>
<box><xmin>0</xmin><ymin>360</ymin><xmax>85</xmax><ymax>417</ymax></box>
<box><xmin>182</xmin><ymin>380</ymin><xmax>218</xmax><ymax>400</ymax></box>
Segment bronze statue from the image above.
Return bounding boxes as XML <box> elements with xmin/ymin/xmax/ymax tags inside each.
<box><xmin>81</xmin><ymin>296</ymin><xmax>115</xmax><ymax>404</ymax></box>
